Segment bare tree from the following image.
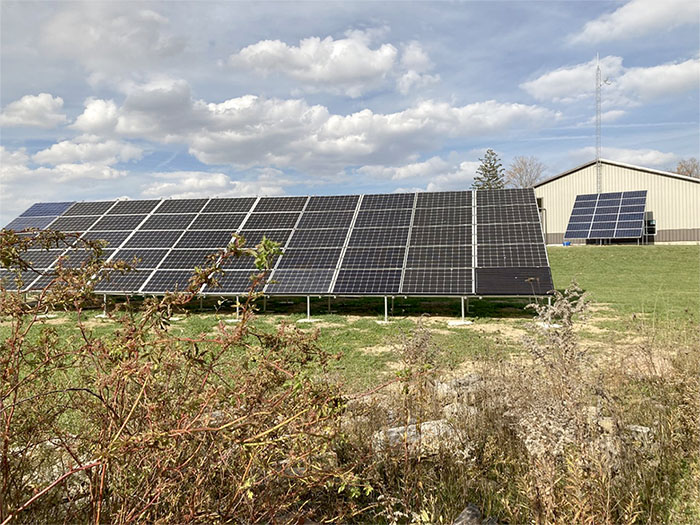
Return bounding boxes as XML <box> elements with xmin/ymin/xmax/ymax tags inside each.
<box><xmin>505</xmin><ymin>156</ymin><xmax>546</xmax><ymax>188</ymax></box>
<box><xmin>675</xmin><ymin>157</ymin><xmax>699</xmax><ymax>178</ymax></box>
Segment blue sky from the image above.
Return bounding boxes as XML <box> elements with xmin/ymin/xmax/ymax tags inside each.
<box><xmin>1</xmin><ymin>0</ymin><xmax>698</xmax><ymax>224</ymax></box>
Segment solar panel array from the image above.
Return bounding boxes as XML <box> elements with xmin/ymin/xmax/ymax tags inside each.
<box><xmin>2</xmin><ymin>189</ymin><xmax>553</xmax><ymax>296</ymax></box>
<box><xmin>564</xmin><ymin>190</ymin><xmax>647</xmax><ymax>240</ymax></box>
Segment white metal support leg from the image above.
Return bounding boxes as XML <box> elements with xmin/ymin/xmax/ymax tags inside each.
<box><xmin>226</xmin><ymin>296</ymin><xmax>242</xmax><ymax>323</ymax></box>
<box><xmin>297</xmin><ymin>295</ymin><xmax>320</xmax><ymax>324</ymax></box>
<box><xmin>448</xmin><ymin>296</ymin><xmax>473</xmax><ymax>326</ymax></box>
<box><xmin>95</xmin><ymin>294</ymin><xmax>109</xmax><ymax>319</ymax></box>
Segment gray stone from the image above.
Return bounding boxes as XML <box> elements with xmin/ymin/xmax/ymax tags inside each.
<box><xmin>452</xmin><ymin>503</ymin><xmax>501</xmax><ymax>525</ymax></box>
<box><xmin>372</xmin><ymin>419</ymin><xmax>458</xmax><ymax>455</ymax></box>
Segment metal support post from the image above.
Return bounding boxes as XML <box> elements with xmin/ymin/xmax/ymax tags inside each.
<box><xmin>263</xmin><ymin>295</ymin><xmax>267</xmax><ymax>312</ymax></box>
<box><xmin>236</xmin><ymin>296</ymin><xmax>240</xmax><ymax>318</ymax></box>
<box><xmin>461</xmin><ymin>296</ymin><xmax>465</xmax><ymax>321</ymax></box>
<box><xmin>391</xmin><ymin>296</ymin><xmax>394</xmax><ymax>314</ymax></box>
<box><xmin>548</xmin><ymin>296</ymin><xmax>552</xmax><ymax>306</ymax></box>
<box><xmin>199</xmin><ymin>296</ymin><xmax>203</xmax><ymax>311</ymax></box>
<box><xmin>328</xmin><ymin>296</ymin><xmax>331</xmax><ymax>313</ymax></box>
<box><xmin>307</xmin><ymin>296</ymin><xmax>311</xmax><ymax>320</ymax></box>
<box><xmin>384</xmin><ymin>296</ymin><xmax>388</xmax><ymax>323</ymax></box>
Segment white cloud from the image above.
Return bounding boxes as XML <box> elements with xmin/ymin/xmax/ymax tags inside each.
<box><xmin>0</xmin><ymin>93</ymin><xmax>67</xmax><ymax>128</ymax></box>
<box><xmin>76</xmin><ymin>80</ymin><xmax>558</xmax><ymax>172</ymax></box>
<box><xmin>397</xmin><ymin>70</ymin><xmax>440</xmax><ymax>95</ymax></box>
<box><xmin>41</xmin><ymin>4</ymin><xmax>186</xmax><ymax>85</ymax></box>
<box><xmin>229</xmin><ymin>31</ymin><xmax>398</xmax><ymax>97</ymax></box>
<box><xmin>358</xmin><ymin>155</ymin><xmax>480</xmax><ymax>191</ymax></box>
<box><xmin>570</xmin><ymin>0</ymin><xmax>700</xmax><ymax>44</ymax></box>
<box><xmin>616</xmin><ymin>58</ymin><xmax>700</xmax><ymax>101</ymax></box>
<box><xmin>33</xmin><ymin>139</ymin><xmax>142</xmax><ymax>165</ymax></box>
<box><xmin>521</xmin><ymin>55</ymin><xmax>700</xmax><ymax>107</ymax></box>
<box><xmin>521</xmin><ymin>56</ymin><xmax>624</xmax><ymax>103</ymax></box>
<box><xmin>572</xmin><ymin>146</ymin><xmax>677</xmax><ymax>167</ymax></box>
<box><xmin>141</xmin><ymin>171</ymin><xmax>287</xmax><ymax>199</ymax></box>
<box><xmin>71</xmin><ymin>98</ymin><xmax>119</xmax><ymax>134</ymax></box>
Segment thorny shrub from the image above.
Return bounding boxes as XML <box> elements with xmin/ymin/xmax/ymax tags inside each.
<box><xmin>0</xmin><ymin>229</ymin><xmax>353</xmax><ymax>524</ymax></box>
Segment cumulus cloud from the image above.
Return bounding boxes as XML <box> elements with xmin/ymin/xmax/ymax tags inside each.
<box><xmin>229</xmin><ymin>31</ymin><xmax>440</xmax><ymax>97</ymax></box>
<box><xmin>229</xmin><ymin>31</ymin><xmax>397</xmax><ymax>97</ymax></box>
<box><xmin>71</xmin><ymin>80</ymin><xmax>558</xmax><ymax>172</ymax></box>
<box><xmin>41</xmin><ymin>4</ymin><xmax>186</xmax><ymax>85</ymax></box>
<box><xmin>358</xmin><ymin>156</ymin><xmax>480</xmax><ymax>191</ymax></box>
<box><xmin>33</xmin><ymin>138</ymin><xmax>142</xmax><ymax>165</ymax></box>
<box><xmin>521</xmin><ymin>55</ymin><xmax>700</xmax><ymax>107</ymax></box>
<box><xmin>0</xmin><ymin>93</ymin><xmax>68</xmax><ymax>128</ymax></box>
<box><xmin>141</xmin><ymin>171</ymin><xmax>287</xmax><ymax>199</ymax></box>
<box><xmin>572</xmin><ymin>146</ymin><xmax>677</xmax><ymax>167</ymax></box>
<box><xmin>569</xmin><ymin>0</ymin><xmax>700</xmax><ymax>44</ymax></box>
<box><xmin>70</xmin><ymin>98</ymin><xmax>119</xmax><ymax>134</ymax></box>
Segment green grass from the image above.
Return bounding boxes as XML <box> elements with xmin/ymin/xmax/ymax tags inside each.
<box><xmin>548</xmin><ymin>245</ymin><xmax>700</xmax><ymax>318</ymax></box>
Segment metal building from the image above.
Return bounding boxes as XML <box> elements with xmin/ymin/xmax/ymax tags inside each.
<box><xmin>533</xmin><ymin>159</ymin><xmax>700</xmax><ymax>244</ymax></box>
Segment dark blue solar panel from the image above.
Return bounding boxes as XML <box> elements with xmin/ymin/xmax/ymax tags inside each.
<box><xmin>565</xmin><ymin>190</ymin><xmax>647</xmax><ymax>240</ymax></box>
<box><xmin>5</xmin><ymin>216</ymin><xmax>56</xmax><ymax>230</ymax></box>
<box><xmin>19</xmin><ymin>202</ymin><xmax>74</xmax><ymax>217</ymax></box>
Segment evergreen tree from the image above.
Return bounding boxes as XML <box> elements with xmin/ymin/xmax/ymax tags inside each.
<box><xmin>472</xmin><ymin>149</ymin><xmax>505</xmax><ymax>189</ymax></box>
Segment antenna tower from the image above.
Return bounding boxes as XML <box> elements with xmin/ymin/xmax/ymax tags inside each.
<box><xmin>595</xmin><ymin>53</ymin><xmax>602</xmax><ymax>193</ymax></box>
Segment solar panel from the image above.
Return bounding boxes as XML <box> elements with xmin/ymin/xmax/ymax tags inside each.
<box><xmin>142</xmin><ymin>270</ymin><xmax>196</xmax><ymax>293</ymax></box>
<box><xmin>402</xmin><ymin>269</ymin><xmax>472</xmax><ymax>295</ymax></box>
<box><xmin>354</xmin><ymin>209</ymin><xmax>412</xmax><ymax>228</ymax></box>
<box><xmin>285</xmin><ymin>229</ymin><xmax>345</xmax><ymax>248</ymax></box>
<box><xmin>333</xmin><ymin>269</ymin><xmax>402</xmax><ymax>294</ymax></box>
<box><xmin>63</xmin><ymin>201</ymin><xmax>115</xmax><ymax>216</ymax></box>
<box><xmin>202</xmin><ymin>198</ymin><xmax>257</xmax><ymax>213</ymax></box>
<box><xmin>416</xmin><ymin>191</ymin><xmax>470</xmax><ymax>208</ymax></box>
<box><xmin>19</xmin><ymin>202</ymin><xmax>74</xmax><ymax>217</ymax></box>
<box><xmin>360</xmin><ymin>193</ymin><xmax>414</xmax><ymax>210</ymax></box>
<box><xmin>189</xmin><ymin>213</ymin><xmax>246</xmax><ymax>230</ymax></box>
<box><xmin>175</xmin><ymin>230</ymin><xmax>234</xmax><ymax>249</ymax></box>
<box><xmin>341</xmin><ymin>247</ymin><xmax>405</xmax><ymax>268</ymax></box>
<box><xmin>94</xmin><ymin>270</ymin><xmax>153</xmax><ymax>293</ymax></box>
<box><xmin>349</xmin><ymin>227</ymin><xmax>409</xmax><ymax>247</ymax></box>
<box><xmin>244</xmin><ymin>212</ymin><xmax>300</xmax><ymax>229</ymax></box>
<box><xmin>159</xmin><ymin>249</ymin><xmax>216</xmax><ymax>270</ymax></box>
<box><xmin>108</xmin><ymin>200</ymin><xmax>160</xmax><ymax>214</ymax></box>
<box><xmin>124</xmin><ymin>231</ymin><xmax>182</xmax><ymax>249</ymax></box>
<box><xmin>564</xmin><ymin>190</ymin><xmax>647</xmax><ymax>240</ymax></box>
<box><xmin>297</xmin><ymin>211</ymin><xmax>354</xmax><ymax>229</ymax></box>
<box><xmin>276</xmin><ymin>248</ymin><xmax>341</xmax><ymax>269</ymax></box>
<box><xmin>254</xmin><ymin>196</ymin><xmax>307</xmax><ymax>212</ymax></box>
<box><xmin>23</xmin><ymin>250</ymin><xmax>63</xmax><ymax>269</ymax></box>
<box><xmin>112</xmin><ymin>249</ymin><xmax>169</xmax><ymax>269</ymax></box>
<box><xmin>92</xmin><ymin>215</ymin><xmax>147</xmax><ymax>231</ymax></box>
<box><xmin>406</xmin><ymin>245</ymin><xmax>471</xmax><ymax>268</ymax></box>
<box><xmin>306</xmin><ymin>195</ymin><xmax>359</xmax><ymax>211</ymax></box>
<box><xmin>8</xmin><ymin>188</ymin><xmax>553</xmax><ymax>297</ymax></box>
<box><xmin>80</xmin><ymin>231</ymin><xmax>131</xmax><ymax>248</ymax></box>
<box><xmin>155</xmin><ymin>199</ymin><xmax>208</xmax><ymax>214</ymax></box>
<box><xmin>5</xmin><ymin>216</ymin><xmax>57</xmax><ymax>230</ymax></box>
<box><xmin>410</xmin><ymin>225</ymin><xmax>471</xmax><ymax>246</ymax></box>
<box><xmin>141</xmin><ymin>214</ymin><xmax>196</xmax><ymax>230</ymax></box>
<box><xmin>54</xmin><ymin>249</ymin><xmax>115</xmax><ymax>269</ymax></box>
<box><xmin>265</xmin><ymin>270</ymin><xmax>334</xmax><ymax>294</ymax></box>
<box><xmin>413</xmin><ymin>207</ymin><xmax>471</xmax><ymax>227</ymax></box>
<box><xmin>50</xmin><ymin>216</ymin><xmax>101</xmax><ymax>232</ymax></box>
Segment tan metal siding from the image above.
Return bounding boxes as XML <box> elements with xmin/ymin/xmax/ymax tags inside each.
<box><xmin>535</xmin><ymin>164</ymin><xmax>700</xmax><ymax>244</ymax></box>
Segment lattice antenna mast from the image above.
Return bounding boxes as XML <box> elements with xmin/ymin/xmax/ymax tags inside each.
<box><xmin>596</xmin><ymin>53</ymin><xmax>602</xmax><ymax>193</ymax></box>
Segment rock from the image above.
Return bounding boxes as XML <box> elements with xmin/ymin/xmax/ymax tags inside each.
<box><xmin>452</xmin><ymin>503</ymin><xmax>501</xmax><ymax>525</ymax></box>
<box><xmin>435</xmin><ymin>374</ymin><xmax>483</xmax><ymax>404</ymax></box>
<box><xmin>372</xmin><ymin>419</ymin><xmax>458</xmax><ymax>455</ymax></box>
<box><xmin>443</xmin><ymin>403</ymin><xmax>477</xmax><ymax>419</ymax></box>
<box><xmin>626</xmin><ymin>424</ymin><xmax>652</xmax><ymax>438</ymax></box>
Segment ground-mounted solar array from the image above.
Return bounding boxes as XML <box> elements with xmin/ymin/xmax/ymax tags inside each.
<box><xmin>2</xmin><ymin>189</ymin><xmax>553</xmax><ymax>296</ymax></box>
<box><xmin>564</xmin><ymin>190</ymin><xmax>647</xmax><ymax>240</ymax></box>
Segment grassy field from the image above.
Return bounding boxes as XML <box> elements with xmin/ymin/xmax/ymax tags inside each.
<box><xmin>2</xmin><ymin>244</ymin><xmax>697</xmax><ymax>391</ymax></box>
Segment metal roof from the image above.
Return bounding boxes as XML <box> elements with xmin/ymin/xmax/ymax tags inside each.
<box><xmin>534</xmin><ymin>159</ymin><xmax>700</xmax><ymax>188</ymax></box>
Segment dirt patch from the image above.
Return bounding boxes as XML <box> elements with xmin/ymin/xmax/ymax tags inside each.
<box><xmin>470</xmin><ymin>321</ymin><xmax>528</xmax><ymax>342</ymax></box>
<box><xmin>360</xmin><ymin>344</ymin><xmax>395</xmax><ymax>356</ymax></box>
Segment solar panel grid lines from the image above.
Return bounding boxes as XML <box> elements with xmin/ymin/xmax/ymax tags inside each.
<box><xmin>141</xmin><ymin>270</ymin><xmax>199</xmax><ymax>294</ymax></box>
<box><xmin>477</xmin><ymin>244</ymin><xmax>548</xmax><ymax>267</ymax></box>
<box><xmin>189</xmin><ymin>213</ymin><xmax>246</xmax><ymax>231</ymax></box>
<box><xmin>254</xmin><ymin>196</ymin><xmax>308</xmax><ymax>212</ymax></box>
<box><xmin>238</xmin><ymin>229</ymin><xmax>293</xmax><ymax>247</ymax></box>
<box><xmin>412</xmin><ymin>206</ymin><xmax>472</xmax><ymax>227</ymax></box>
<box><xmin>564</xmin><ymin>190</ymin><xmax>647</xmax><ymax>240</ymax></box>
<box><xmin>108</xmin><ymin>200</ymin><xmax>161</xmax><ymax>215</ymax></box>
<box><xmin>201</xmin><ymin>197</ymin><xmax>257</xmax><ymax>214</ymax></box>
<box><xmin>405</xmin><ymin>245</ymin><xmax>472</xmax><ymax>269</ymax></box>
<box><xmin>19</xmin><ymin>202</ymin><xmax>74</xmax><ymax>217</ymax></box>
<box><xmin>4</xmin><ymin>216</ymin><xmax>57</xmax><ymax>230</ymax></box>
<box><xmin>342</xmin><ymin>247</ymin><xmax>406</xmax><ymax>269</ymax></box>
<box><xmin>306</xmin><ymin>195</ymin><xmax>359</xmax><ymax>212</ymax></box>
<box><xmin>360</xmin><ymin>192</ymin><xmax>414</xmax><ymax>210</ymax></box>
<box><xmin>297</xmin><ymin>211</ymin><xmax>355</xmax><ymax>229</ymax></box>
<box><xmin>397</xmin><ymin>192</ymin><xmax>418</xmax><ymax>294</ymax></box>
<box><xmin>94</xmin><ymin>270</ymin><xmax>154</xmax><ymax>293</ymax></box>
<box><xmin>63</xmin><ymin>201</ymin><xmax>115</xmax><ymax>216</ymax></box>
<box><xmin>333</xmin><ymin>269</ymin><xmax>402</xmax><ymax>294</ymax></box>
<box><xmin>476</xmin><ymin>204</ymin><xmax>540</xmax><ymax>225</ymax></box>
<box><xmin>410</xmin><ymin>225</ymin><xmax>472</xmax><ymax>246</ymax></box>
<box><xmin>264</xmin><ymin>196</ymin><xmax>310</xmax><ymax>294</ymax></box>
<box><xmin>137</xmin><ymin>198</ymin><xmax>211</xmax><ymax>293</ymax></box>
<box><xmin>402</xmin><ymin>268</ymin><xmax>473</xmax><ymax>295</ymax></box>
<box><xmin>265</xmin><ymin>269</ymin><xmax>335</xmax><ymax>294</ymax></box>
<box><xmin>415</xmin><ymin>190</ymin><xmax>471</xmax><ymax>208</ymax></box>
<box><xmin>471</xmin><ymin>190</ymin><xmax>477</xmax><ymax>294</ymax></box>
<box><xmin>202</xmin><ymin>270</ymin><xmax>265</xmax><ymax>295</ymax></box>
<box><xmin>354</xmin><ymin>208</ymin><xmax>413</xmax><ymax>228</ymax></box>
<box><xmin>111</xmin><ymin>249</ymin><xmax>170</xmax><ymax>269</ymax></box>
<box><xmin>327</xmin><ymin>193</ymin><xmax>364</xmax><ymax>295</ymax></box>
<box><xmin>91</xmin><ymin>214</ymin><xmax>148</xmax><ymax>231</ymax></box>
<box><xmin>155</xmin><ymin>199</ymin><xmax>208</xmax><ymax>214</ymax></box>
<box><xmin>141</xmin><ymin>214</ymin><xmax>197</xmax><ymax>230</ymax></box>
<box><xmin>477</xmin><ymin>223</ymin><xmax>545</xmax><ymax>245</ymax></box>
<box><xmin>244</xmin><ymin>212</ymin><xmax>301</xmax><ymax>230</ymax></box>
<box><xmin>349</xmin><ymin>227</ymin><xmax>410</xmax><ymax>248</ymax></box>
<box><xmin>275</xmin><ymin>248</ymin><xmax>341</xmax><ymax>269</ymax></box>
